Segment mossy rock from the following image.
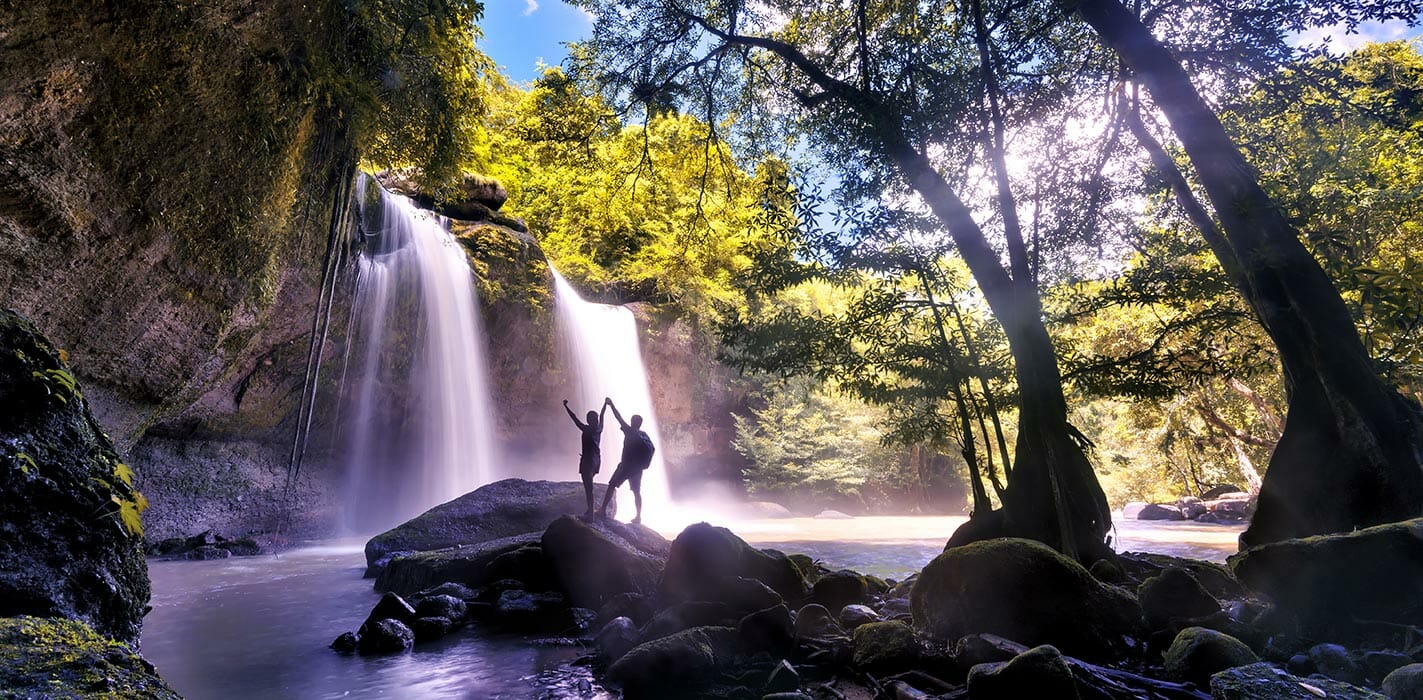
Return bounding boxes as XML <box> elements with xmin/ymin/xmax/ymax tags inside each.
<box><xmin>659</xmin><ymin>523</ymin><xmax>808</xmax><ymax>605</ymax></box>
<box><xmin>851</xmin><ymin>621</ymin><xmax>919</xmax><ymax>671</ymax></box>
<box><xmin>0</xmin><ymin>311</ymin><xmax>149</xmax><ymax>643</ymax></box>
<box><xmin>0</xmin><ymin>616</ymin><xmax>179</xmax><ymax>699</ymax></box>
<box><xmin>1211</xmin><ymin>662</ymin><xmax>1385</xmax><ymax>699</ymax></box>
<box><xmin>1163</xmin><ymin>626</ymin><xmax>1258</xmax><ymax>687</ymax></box>
<box><xmin>607</xmin><ymin>625</ymin><xmax>741</xmax><ymax>697</ymax></box>
<box><xmin>910</xmin><ymin>538</ymin><xmax>1142</xmax><ymax>660</ymax></box>
<box><xmin>967</xmin><ymin>645</ymin><xmax>1079</xmax><ymax>700</ymax></box>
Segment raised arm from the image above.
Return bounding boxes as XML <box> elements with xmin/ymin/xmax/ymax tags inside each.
<box><xmin>563</xmin><ymin>400</ymin><xmax>586</xmax><ymax>429</ymax></box>
<box><xmin>599</xmin><ymin>402</ymin><xmax>609</xmax><ymax>433</ymax></box>
<box><xmin>605</xmin><ymin>397</ymin><xmax>628</xmax><ymax>429</ymax></box>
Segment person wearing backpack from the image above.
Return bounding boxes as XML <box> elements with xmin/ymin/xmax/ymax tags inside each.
<box><xmin>597</xmin><ymin>397</ymin><xmax>656</xmax><ymax>524</ymax></box>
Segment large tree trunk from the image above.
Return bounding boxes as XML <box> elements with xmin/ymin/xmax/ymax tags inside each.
<box><xmin>1077</xmin><ymin>0</ymin><xmax>1423</xmax><ymax>546</ymax></box>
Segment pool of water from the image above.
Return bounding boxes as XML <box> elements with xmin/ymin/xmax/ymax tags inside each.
<box><xmin>143</xmin><ymin>516</ymin><xmax>1243</xmax><ymax>699</ymax></box>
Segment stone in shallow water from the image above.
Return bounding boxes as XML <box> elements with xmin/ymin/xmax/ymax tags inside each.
<box><xmin>356</xmin><ymin>619</ymin><xmax>414</xmax><ymax>655</ymax></box>
<box><xmin>595</xmin><ymin>616</ymin><xmax>640</xmax><ymax>663</ymax></box>
<box><xmin>1210</xmin><ymin>662</ymin><xmax>1384</xmax><ymax>699</ymax></box>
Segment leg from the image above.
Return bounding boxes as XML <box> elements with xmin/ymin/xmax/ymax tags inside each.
<box><xmin>581</xmin><ymin>471</ymin><xmax>595</xmax><ymax>516</ymax></box>
<box><xmin>599</xmin><ymin>464</ymin><xmax>625</xmax><ymax>518</ymax></box>
<box><xmin>630</xmin><ymin>469</ymin><xmax>643</xmax><ymax>524</ymax></box>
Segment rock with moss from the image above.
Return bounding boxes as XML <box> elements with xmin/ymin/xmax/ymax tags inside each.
<box><xmin>374</xmin><ymin>533</ymin><xmax>541</xmax><ymax>596</ymax></box>
<box><xmin>364</xmin><ymin>479</ymin><xmax>610</xmax><ymax>574</ymax></box>
<box><xmin>910</xmin><ymin>538</ymin><xmax>1142</xmax><ymax>659</ymax></box>
<box><xmin>851</xmin><ymin>621</ymin><xmax>920</xmax><ymax>672</ymax></box>
<box><xmin>1229</xmin><ymin>519</ymin><xmax>1423</xmax><ymax>643</ymax></box>
<box><xmin>0</xmin><ymin>311</ymin><xmax>149</xmax><ymax>643</ymax></box>
<box><xmin>0</xmin><ymin>616</ymin><xmax>179</xmax><ymax>699</ymax></box>
<box><xmin>1383</xmin><ymin>663</ymin><xmax>1423</xmax><ymax>700</ymax></box>
<box><xmin>540</xmin><ymin>516</ymin><xmax>668</xmax><ymax>609</ymax></box>
<box><xmin>811</xmin><ymin>570</ymin><xmax>868</xmax><ymax>614</ymax></box>
<box><xmin>1210</xmin><ymin>662</ymin><xmax>1385</xmax><ymax>699</ymax></box>
<box><xmin>659</xmin><ymin>523</ymin><xmax>808</xmax><ymax>605</ymax></box>
<box><xmin>1163</xmin><ymin>627</ymin><xmax>1258</xmax><ymax>686</ymax></box>
<box><xmin>606</xmin><ymin>625</ymin><xmax>741</xmax><ymax>698</ymax></box>
<box><xmin>967</xmin><ymin>645</ymin><xmax>1080</xmax><ymax>700</ymax></box>
<box><xmin>1138</xmin><ymin>568</ymin><xmax>1221</xmax><ymax>629</ymax></box>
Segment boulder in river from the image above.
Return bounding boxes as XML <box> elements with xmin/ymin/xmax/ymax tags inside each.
<box><xmin>1229</xmin><ymin>518</ymin><xmax>1423</xmax><ymax>643</ymax></box>
<box><xmin>1162</xmin><ymin>627</ymin><xmax>1258</xmax><ymax>686</ymax></box>
<box><xmin>356</xmin><ymin>619</ymin><xmax>414</xmax><ymax>655</ymax></box>
<box><xmin>659</xmin><ymin>523</ymin><xmax>808</xmax><ymax>604</ymax></box>
<box><xmin>363</xmin><ymin>478</ymin><xmax>613</xmax><ymax>574</ymax></box>
<box><xmin>540</xmin><ymin>516</ymin><xmax>668</xmax><ymax>609</ymax></box>
<box><xmin>1137</xmin><ymin>503</ymin><xmax>1186</xmax><ymax>521</ymax></box>
<box><xmin>910</xmin><ymin>538</ymin><xmax>1142</xmax><ymax>660</ymax></box>
<box><xmin>0</xmin><ymin>311</ymin><xmax>149</xmax><ymax>643</ymax></box>
<box><xmin>374</xmin><ymin>532</ymin><xmax>541</xmax><ymax>596</ymax></box>
<box><xmin>606</xmin><ymin>625</ymin><xmax>740</xmax><ymax>698</ymax></box>
<box><xmin>595</xmin><ymin>616</ymin><xmax>641</xmax><ymax>663</ymax></box>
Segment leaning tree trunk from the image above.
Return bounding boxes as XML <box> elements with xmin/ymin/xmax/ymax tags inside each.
<box><xmin>1077</xmin><ymin>0</ymin><xmax>1423</xmax><ymax>546</ymax></box>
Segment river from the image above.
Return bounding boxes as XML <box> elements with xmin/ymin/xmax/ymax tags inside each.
<box><xmin>143</xmin><ymin>516</ymin><xmax>1243</xmax><ymax>699</ymax></box>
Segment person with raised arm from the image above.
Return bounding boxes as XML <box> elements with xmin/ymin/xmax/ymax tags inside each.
<box><xmin>563</xmin><ymin>398</ymin><xmax>608</xmax><ymax>517</ymax></box>
<box><xmin>597</xmin><ymin>397</ymin><xmax>655</xmax><ymax>524</ymax></box>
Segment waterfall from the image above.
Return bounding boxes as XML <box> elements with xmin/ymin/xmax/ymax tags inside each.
<box><xmin>341</xmin><ymin>177</ymin><xmax>498</xmax><ymax>532</ymax></box>
<box><xmin>550</xmin><ymin>268</ymin><xmax>672</xmax><ymax>519</ymax></box>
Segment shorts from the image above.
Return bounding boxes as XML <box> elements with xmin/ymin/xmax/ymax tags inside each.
<box><xmin>579</xmin><ymin>454</ymin><xmax>600</xmax><ymax>475</ymax></box>
<box><xmin>607</xmin><ymin>462</ymin><xmax>642</xmax><ymax>491</ymax></box>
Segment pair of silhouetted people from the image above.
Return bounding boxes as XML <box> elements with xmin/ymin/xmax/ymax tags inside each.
<box><xmin>562</xmin><ymin>397</ymin><xmax>655</xmax><ymax>524</ymax></box>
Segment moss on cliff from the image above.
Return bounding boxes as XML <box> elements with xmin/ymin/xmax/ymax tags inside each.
<box><xmin>0</xmin><ymin>617</ymin><xmax>179</xmax><ymax>699</ymax></box>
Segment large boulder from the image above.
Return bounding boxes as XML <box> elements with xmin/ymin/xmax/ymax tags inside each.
<box><xmin>1229</xmin><ymin>518</ymin><xmax>1423</xmax><ymax>642</ymax></box>
<box><xmin>1210</xmin><ymin>662</ymin><xmax>1385</xmax><ymax>699</ymax></box>
<box><xmin>811</xmin><ymin>570</ymin><xmax>868</xmax><ymax>613</ymax></box>
<box><xmin>1138</xmin><ymin>568</ymin><xmax>1221</xmax><ymax>629</ymax></box>
<box><xmin>967</xmin><ymin>645</ymin><xmax>1079</xmax><ymax>700</ymax></box>
<box><xmin>0</xmin><ymin>616</ymin><xmax>179</xmax><ymax>699</ymax></box>
<box><xmin>659</xmin><ymin>523</ymin><xmax>808</xmax><ymax>604</ymax></box>
<box><xmin>1384</xmin><ymin>664</ymin><xmax>1423</xmax><ymax>700</ymax></box>
<box><xmin>0</xmin><ymin>311</ymin><xmax>149</xmax><ymax>643</ymax></box>
<box><xmin>606</xmin><ymin>626</ymin><xmax>741</xmax><ymax>697</ymax></box>
<box><xmin>540</xmin><ymin>516</ymin><xmax>668</xmax><ymax>609</ymax></box>
<box><xmin>1138</xmin><ymin>504</ymin><xmax>1186</xmax><ymax>521</ymax></box>
<box><xmin>1162</xmin><ymin>627</ymin><xmax>1258</xmax><ymax>687</ymax></box>
<box><xmin>910</xmin><ymin>538</ymin><xmax>1142</xmax><ymax>659</ymax></box>
<box><xmin>364</xmin><ymin>478</ymin><xmax>613</xmax><ymax>573</ymax></box>
<box><xmin>851</xmin><ymin>621</ymin><xmax>920</xmax><ymax>672</ymax></box>
<box><xmin>374</xmin><ymin>533</ymin><xmax>540</xmax><ymax>596</ymax></box>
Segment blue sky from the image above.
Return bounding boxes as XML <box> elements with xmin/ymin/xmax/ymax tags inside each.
<box><xmin>478</xmin><ymin>0</ymin><xmax>592</xmax><ymax>83</ymax></box>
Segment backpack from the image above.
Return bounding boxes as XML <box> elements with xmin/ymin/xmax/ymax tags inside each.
<box><xmin>629</xmin><ymin>430</ymin><xmax>655</xmax><ymax>468</ymax></box>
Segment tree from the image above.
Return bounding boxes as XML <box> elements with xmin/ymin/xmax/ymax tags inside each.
<box><xmin>1075</xmin><ymin>0</ymin><xmax>1423</xmax><ymax>545</ymax></box>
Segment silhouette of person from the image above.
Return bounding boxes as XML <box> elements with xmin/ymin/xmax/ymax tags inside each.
<box><xmin>598</xmin><ymin>397</ymin><xmax>656</xmax><ymax>524</ymax></box>
<box><xmin>563</xmin><ymin>399</ymin><xmax>607</xmax><ymax>517</ymax></box>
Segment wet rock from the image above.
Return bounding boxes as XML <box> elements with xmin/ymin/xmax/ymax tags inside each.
<box><xmin>641</xmin><ymin>601</ymin><xmax>735</xmax><ymax>643</ymax></box>
<box><xmin>910</xmin><ymin>538</ymin><xmax>1142</xmax><ymax>659</ymax></box>
<box><xmin>361</xmin><ymin>592</ymin><xmax>417</xmax><ymax>631</ymax></box>
<box><xmin>787</xmin><ymin>554</ymin><xmax>819</xmax><ymax>583</ymax></box>
<box><xmin>1229</xmin><ymin>519</ymin><xmax>1423</xmax><ymax>643</ymax></box>
<box><xmin>967</xmin><ymin>645</ymin><xmax>1079</xmax><ymax>700</ymax></box>
<box><xmin>356</xmin><ymin>619</ymin><xmax>414</xmax><ymax>655</ymax></box>
<box><xmin>793</xmin><ymin>604</ymin><xmax>844</xmax><ymax>640</ymax></box>
<box><xmin>1116</xmin><ymin>552</ymin><xmax>1243</xmax><ymax>599</ymax></box>
<box><xmin>364</xmin><ymin>478</ymin><xmax>614</xmax><ymax>573</ymax></box>
<box><xmin>607</xmin><ymin>626</ymin><xmax>741</xmax><ymax>697</ymax></box>
<box><xmin>216</xmin><ymin>537</ymin><xmax>262</xmax><ymax>557</ymax></box>
<box><xmin>0</xmin><ymin>617</ymin><xmax>180</xmax><ymax>699</ymax></box>
<box><xmin>492</xmin><ymin>589</ymin><xmax>569</xmax><ymax>630</ymax></box>
<box><xmin>812</xmin><ymin>570</ymin><xmax>868</xmax><ymax>614</ymax></box>
<box><xmin>1138</xmin><ymin>504</ymin><xmax>1186</xmax><ymax>521</ymax></box>
<box><xmin>484</xmin><ymin>544</ymin><xmax>556</xmax><ymax>591</ymax></box>
<box><xmin>839</xmin><ymin>604</ymin><xmax>879</xmax><ymax>630</ymax></box>
<box><xmin>1384</xmin><ymin>663</ymin><xmax>1423</xmax><ymax>700</ymax></box>
<box><xmin>1162</xmin><ymin>627</ymin><xmax>1258</xmax><ymax>686</ymax></box>
<box><xmin>1138</xmin><ymin>568</ymin><xmax>1220</xmax><ymax>629</ymax></box>
<box><xmin>596</xmin><ymin>592</ymin><xmax>655</xmax><ymax>627</ymax></box>
<box><xmin>1210</xmin><ymin>662</ymin><xmax>1385</xmax><ymax>699</ymax></box>
<box><xmin>660</xmin><ymin>523</ymin><xmax>808</xmax><ymax>604</ymax></box>
<box><xmin>706</xmin><ymin>576</ymin><xmax>784</xmax><ymax>616</ymax></box>
<box><xmin>739</xmin><ymin>604</ymin><xmax>794</xmax><ymax>653</ymax></box>
<box><xmin>541</xmin><ymin>516</ymin><xmax>668</xmax><ymax>609</ymax></box>
<box><xmin>850</xmin><ymin>621</ymin><xmax>919</xmax><ymax>672</ymax></box>
<box><xmin>1309</xmin><ymin>643</ymin><xmax>1362</xmax><ymax>685</ymax></box>
<box><xmin>418</xmin><ymin>582</ymin><xmax>479</xmax><ymax>602</ymax></box>
<box><xmin>410</xmin><ymin>616</ymin><xmax>454</xmax><ymax>643</ymax></box>
<box><xmin>594</xmin><ymin>616</ymin><xmax>640</xmax><ymax>663</ymax></box>
<box><xmin>953</xmin><ymin>633</ymin><xmax>1029</xmax><ymax>672</ymax></box>
<box><xmin>0</xmin><ymin>312</ymin><xmax>149</xmax><ymax>643</ymax></box>
<box><xmin>414</xmin><ymin>594</ymin><xmax>467</xmax><ymax>622</ymax></box>
<box><xmin>330</xmin><ymin>631</ymin><xmax>358</xmax><ymax>653</ymax></box>
<box><xmin>1088</xmin><ymin>558</ymin><xmax>1128</xmax><ymax>585</ymax></box>
<box><xmin>374</xmin><ymin>533</ymin><xmax>541</xmax><ymax>596</ymax></box>
<box><xmin>1360</xmin><ymin>650</ymin><xmax>1413</xmax><ymax>684</ymax></box>
<box><xmin>765</xmin><ymin>659</ymin><xmax>800</xmax><ymax>693</ymax></box>
<box><xmin>184</xmin><ymin>545</ymin><xmax>231</xmax><ymax>560</ymax></box>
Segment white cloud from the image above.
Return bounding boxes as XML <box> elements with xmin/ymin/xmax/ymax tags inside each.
<box><xmin>523</xmin><ymin>0</ymin><xmax>539</xmax><ymax>16</ymax></box>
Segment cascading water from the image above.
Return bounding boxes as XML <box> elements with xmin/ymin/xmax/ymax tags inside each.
<box><xmin>340</xmin><ymin>176</ymin><xmax>498</xmax><ymax>532</ymax></box>
<box><xmin>550</xmin><ymin>268</ymin><xmax>672</xmax><ymax>520</ymax></box>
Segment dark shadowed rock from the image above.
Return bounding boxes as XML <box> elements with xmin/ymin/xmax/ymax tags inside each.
<box><xmin>484</xmin><ymin>544</ymin><xmax>556</xmax><ymax>591</ymax></box>
<box><xmin>793</xmin><ymin>603</ymin><xmax>844</xmax><ymax>640</ymax></box>
<box><xmin>851</xmin><ymin>621</ymin><xmax>919</xmax><ymax>672</ymax></box>
<box><xmin>330</xmin><ymin>631</ymin><xmax>358</xmax><ymax>653</ymax></box>
<box><xmin>374</xmin><ymin>533</ymin><xmax>541</xmax><ymax>596</ymax></box>
<box><xmin>361</xmin><ymin>592</ymin><xmax>416</xmax><ymax>632</ymax></box>
<box><xmin>766</xmin><ymin>659</ymin><xmax>800</xmax><ymax>693</ymax></box>
<box><xmin>812</xmin><ymin>570</ymin><xmax>868</xmax><ymax>614</ymax></box>
<box><xmin>0</xmin><ymin>312</ymin><xmax>149</xmax><ymax>643</ymax></box>
<box><xmin>706</xmin><ymin>576</ymin><xmax>783</xmax><ymax>616</ymax></box>
<box><xmin>364</xmin><ymin>479</ymin><xmax>614</xmax><ymax>572</ymax></box>
<box><xmin>596</xmin><ymin>592</ymin><xmax>655</xmax><ymax>627</ymax></box>
<box><xmin>739</xmin><ymin>604</ymin><xmax>794</xmax><ymax>653</ymax></box>
<box><xmin>953</xmin><ymin>633</ymin><xmax>1029</xmax><ymax>673</ymax></box>
<box><xmin>1308</xmin><ymin>643</ymin><xmax>1362</xmax><ymax>685</ymax></box>
<box><xmin>357</xmin><ymin>619</ymin><xmax>414</xmax><ymax>655</ymax></box>
<box><xmin>492</xmin><ymin>589</ymin><xmax>569</xmax><ymax>631</ymax></box>
<box><xmin>1229</xmin><ymin>519</ymin><xmax>1423</xmax><ymax>643</ymax></box>
<box><xmin>1162</xmin><ymin>627</ymin><xmax>1258</xmax><ymax>686</ymax></box>
<box><xmin>607</xmin><ymin>626</ymin><xmax>740</xmax><ymax>697</ymax></box>
<box><xmin>659</xmin><ymin>523</ymin><xmax>808</xmax><ymax>604</ymax></box>
<box><xmin>1138</xmin><ymin>568</ymin><xmax>1221</xmax><ymax>629</ymax></box>
<box><xmin>417</xmin><ymin>582</ymin><xmax>479</xmax><ymax>602</ymax></box>
<box><xmin>410</xmin><ymin>616</ymin><xmax>454</xmax><ymax>643</ymax></box>
<box><xmin>911</xmin><ymin>538</ymin><xmax>1142</xmax><ymax>659</ymax></box>
<box><xmin>1117</xmin><ymin>552</ymin><xmax>1242</xmax><ymax>599</ymax></box>
<box><xmin>1361</xmin><ymin>650</ymin><xmax>1413</xmax><ymax>684</ymax></box>
<box><xmin>968</xmin><ymin>645</ymin><xmax>1079</xmax><ymax>700</ymax></box>
<box><xmin>184</xmin><ymin>545</ymin><xmax>231</xmax><ymax>560</ymax></box>
<box><xmin>541</xmin><ymin>516</ymin><xmax>668</xmax><ymax>609</ymax></box>
<box><xmin>1384</xmin><ymin>664</ymin><xmax>1423</xmax><ymax>700</ymax></box>
<box><xmin>1210</xmin><ymin>662</ymin><xmax>1384</xmax><ymax>699</ymax></box>
<box><xmin>414</xmin><ymin>594</ymin><xmax>467</xmax><ymax>622</ymax></box>
<box><xmin>595</xmin><ymin>617</ymin><xmax>641</xmax><ymax>663</ymax></box>
<box><xmin>1138</xmin><ymin>504</ymin><xmax>1186</xmax><ymax>521</ymax></box>
<box><xmin>640</xmin><ymin>602</ymin><xmax>735</xmax><ymax>643</ymax></box>
<box><xmin>0</xmin><ymin>617</ymin><xmax>180</xmax><ymax>699</ymax></box>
